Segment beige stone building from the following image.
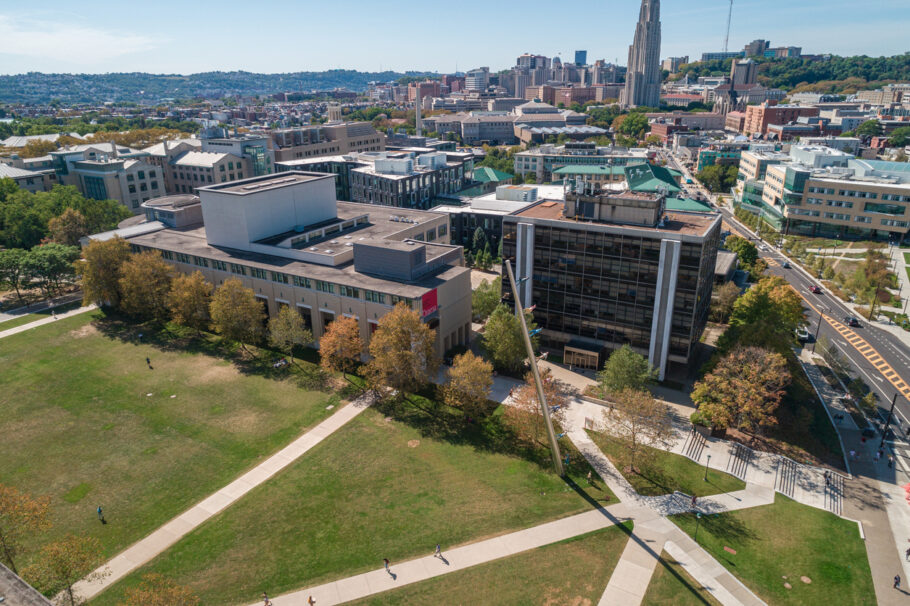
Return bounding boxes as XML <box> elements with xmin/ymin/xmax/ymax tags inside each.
<box><xmin>107</xmin><ymin>172</ymin><xmax>472</xmax><ymax>356</ymax></box>
<box><xmin>271</xmin><ymin>122</ymin><xmax>385</xmax><ymax>163</ymax></box>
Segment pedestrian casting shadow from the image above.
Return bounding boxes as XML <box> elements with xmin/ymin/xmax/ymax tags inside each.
<box><xmin>438</xmin><ymin>555</ymin><xmax>449</xmax><ymax>566</ymax></box>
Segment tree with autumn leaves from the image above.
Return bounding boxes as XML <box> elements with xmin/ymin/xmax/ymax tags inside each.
<box><xmin>366</xmin><ymin>302</ymin><xmax>440</xmax><ymax>396</ymax></box>
<box><xmin>505</xmin><ymin>367</ymin><xmax>568</xmax><ymax>445</ymax></box>
<box><xmin>692</xmin><ymin>346</ymin><xmax>791</xmax><ymax>434</ymax></box>
<box><xmin>443</xmin><ymin>352</ymin><xmax>494</xmax><ymax>418</ymax></box>
<box><xmin>0</xmin><ymin>484</ymin><xmax>50</xmax><ymax>574</ymax></box>
<box><xmin>319</xmin><ymin>315</ymin><xmax>364</xmax><ymax>379</ymax></box>
<box><xmin>716</xmin><ymin>275</ymin><xmax>804</xmax><ymax>354</ymax></box>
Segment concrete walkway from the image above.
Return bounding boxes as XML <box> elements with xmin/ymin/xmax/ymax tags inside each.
<box><xmin>0</xmin><ymin>303</ymin><xmax>96</xmax><ymax>340</ymax></box>
<box><xmin>260</xmin><ymin>503</ymin><xmax>634</xmax><ymax>606</ymax></box>
<box><xmin>71</xmin><ymin>393</ymin><xmax>376</xmax><ymax>603</ymax></box>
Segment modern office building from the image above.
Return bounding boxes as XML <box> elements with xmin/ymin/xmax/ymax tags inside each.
<box><xmin>270</xmin><ymin>122</ymin><xmax>385</xmax><ymax>162</ymax></box>
<box><xmin>574</xmin><ymin>50</ymin><xmax>588</xmax><ymax>66</ymax></box>
<box><xmin>661</xmin><ymin>56</ymin><xmax>688</xmax><ymax>73</ymax></box>
<box><xmin>105</xmin><ymin>172</ymin><xmax>472</xmax><ymax>356</ymax></box>
<box><xmin>513</xmin><ymin>142</ymin><xmax>649</xmax><ymax>181</ymax></box>
<box><xmin>276</xmin><ymin>149</ymin><xmax>471</xmax><ymax>210</ymax></box>
<box><xmin>735</xmin><ymin>146</ymin><xmax>910</xmax><ymax>240</ymax></box>
<box><xmin>501</xmin><ymin>183</ymin><xmax>720</xmax><ymax>378</ymax></box>
<box><xmin>621</xmin><ymin>0</ymin><xmax>662</xmax><ymax>108</ymax></box>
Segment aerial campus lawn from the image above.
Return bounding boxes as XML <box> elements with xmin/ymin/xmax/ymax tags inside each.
<box><xmin>642</xmin><ymin>551</ymin><xmax>721</xmax><ymax>606</ymax></box>
<box><xmin>345</xmin><ymin>524</ymin><xmax>632</xmax><ymax>605</ymax></box>
<box><xmin>0</xmin><ymin>310</ymin><xmax>341</xmax><ymax>568</ymax></box>
<box><xmin>586</xmin><ymin>430</ymin><xmax>746</xmax><ymax>498</ymax></box>
<box><xmin>672</xmin><ymin>495</ymin><xmax>874</xmax><ymax>606</ymax></box>
<box><xmin>91</xmin><ymin>396</ymin><xmax>616</xmax><ymax>605</ymax></box>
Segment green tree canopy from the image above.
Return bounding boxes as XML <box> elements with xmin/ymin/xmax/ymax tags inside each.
<box><xmin>482</xmin><ymin>303</ymin><xmax>537</xmax><ymax>373</ymax></box>
<box><xmin>597</xmin><ymin>344</ymin><xmax>657</xmax><ymax>398</ymax></box>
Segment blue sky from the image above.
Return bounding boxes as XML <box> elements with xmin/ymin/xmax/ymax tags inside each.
<box><xmin>0</xmin><ymin>0</ymin><xmax>907</xmax><ymax>75</ymax></box>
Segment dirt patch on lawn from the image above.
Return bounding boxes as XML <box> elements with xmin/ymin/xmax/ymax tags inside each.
<box><xmin>188</xmin><ymin>362</ymin><xmax>240</xmax><ymax>385</ymax></box>
<box><xmin>69</xmin><ymin>323</ymin><xmax>99</xmax><ymax>339</ymax></box>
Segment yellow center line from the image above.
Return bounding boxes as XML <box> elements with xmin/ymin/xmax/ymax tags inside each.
<box><xmin>799</xmin><ymin>289</ymin><xmax>910</xmax><ymax>399</ymax></box>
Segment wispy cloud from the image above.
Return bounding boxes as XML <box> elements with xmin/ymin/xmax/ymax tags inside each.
<box><xmin>0</xmin><ymin>15</ymin><xmax>160</xmax><ymax>66</ymax></box>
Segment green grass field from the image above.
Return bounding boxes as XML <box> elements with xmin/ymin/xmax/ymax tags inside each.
<box><xmin>586</xmin><ymin>430</ymin><xmax>745</xmax><ymax>497</ymax></box>
<box><xmin>91</xmin><ymin>400</ymin><xmax>615</xmax><ymax>605</ymax></box>
<box><xmin>0</xmin><ymin>311</ymin><xmax>339</xmax><ymax>569</ymax></box>
<box><xmin>672</xmin><ymin>495</ymin><xmax>874</xmax><ymax>606</ymax></box>
<box><xmin>903</xmin><ymin>252</ymin><xmax>910</xmax><ymax>264</ymax></box>
<box><xmin>348</xmin><ymin>525</ymin><xmax>632</xmax><ymax>605</ymax></box>
<box><xmin>643</xmin><ymin>551</ymin><xmax>721</xmax><ymax>606</ymax></box>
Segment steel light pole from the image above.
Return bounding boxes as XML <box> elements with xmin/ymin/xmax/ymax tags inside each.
<box><xmin>703</xmin><ymin>454</ymin><xmax>711</xmax><ymax>481</ymax></box>
<box><xmin>811</xmin><ymin>307</ymin><xmax>827</xmax><ymax>353</ymax></box>
<box><xmin>504</xmin><ymin>260</ymin><xmax>564</xmax><ymax>476</ymax></box>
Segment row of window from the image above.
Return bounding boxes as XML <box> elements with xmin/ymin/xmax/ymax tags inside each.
<box><xmin>163</xmin><ymin>250</ymin><xmax>418</xmax><ymax>306</ymax></box>
<box><xmin>128</xmin><ymin>181</ymin><xmax>158</xmax><ymax>194</ymax></box>
<box><xmin>126</xmin><ymin>170</ymin><xmax>156</xmax><ymax>181</ymax></box>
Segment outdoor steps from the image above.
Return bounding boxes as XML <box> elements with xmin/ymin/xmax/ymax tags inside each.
<box><xmin>775</xmin><ymin>457</ymin><xmax>799</xmax><ymax>498</ymax></box>
<box><xmin>726</xmin><ymin>441</ymin><xmax>754</xmax><ymax>481</ymax></box>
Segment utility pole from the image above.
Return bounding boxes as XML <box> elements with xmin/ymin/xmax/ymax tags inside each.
<box><xmin>504</xmin><ymin>260</ymin><xmax>565</xmax><ymax>476</ymax></box>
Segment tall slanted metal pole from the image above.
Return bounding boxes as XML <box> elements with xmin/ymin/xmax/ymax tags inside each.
<box><xmin>504</xmin><ymin>259</ymin><xmax>564</xmax><ymax>476</ymax></box>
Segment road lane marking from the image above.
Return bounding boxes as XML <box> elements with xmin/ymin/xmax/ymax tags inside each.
<box><xmin>801</xmin><ymin>293</ymin><xmax>910</xmax><ymax>400</ymax></box>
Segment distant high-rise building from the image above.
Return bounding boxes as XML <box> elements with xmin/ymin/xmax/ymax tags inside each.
<box><xmin>574</xmin><ymin>50</ymin><xmax>587</xmax><ymax>66</ymax></box>
<box><xmin>620</xmin><ymin>0</ymin><xmax>661</xmax><ymax>108</ymax></box>
<box><xmin>661</xmin><ymin>56</ymin><xmax>688</xmax><ymax>73</ymax></box>
<box><xmin>743</xmin><ymin>39</ymin><xmax>770</xmax><ymax>57</ymax></box>
<box><xmin>465</xmin><ymin>67</ymin><xmax>490</xmax><ymax>91</ymax></box>
<box><xmin>326</xmin><ymin>103</ymin><xmax>342</xmax><ymax>122</ymax></box>
<box><xmin>730</xmin><ymin>58</ymin><xmax>757</xmax><ymax>86</ymax></box>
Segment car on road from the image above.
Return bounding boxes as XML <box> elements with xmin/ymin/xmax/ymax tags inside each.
<box><xmin>758</xmin><ymin>244</ymin><xmax>768</xmax><ymax>251</ymax></box>
<box><xmin>782</xmin><ymin>261</ymin><xmax>791</xmax><ymax>268</ymax></box>
<box><xmin>795</xmin><ymin>326</ymin><xmax>811</xmax><ymax>342</ymax></box>
<box><xmin>810</xmin><ymin>285</ymin><xmax>822</xmax><ymax>294</ymax></box>
<box><xmin>844</xmin><ymin>316</ymin><xmax>861</xmax><ymax>327</ymax></box>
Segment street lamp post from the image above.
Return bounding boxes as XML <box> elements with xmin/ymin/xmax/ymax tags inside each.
<box><xmin>694</xmin><ymin>511</ymin><xmax>703</xmax><ymax>543</ymax></box>
<box><xmin>880</xmin><ymin>392</ymin><xmax>900</xmax><ymax>449</ymax></box>
<box><xmin>703</xmin><ymin>454</ymin><xmax>712</xmax><ymax>482</ymax></box>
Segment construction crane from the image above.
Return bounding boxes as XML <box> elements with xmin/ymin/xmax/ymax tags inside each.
<box><xmin>722</xmin><ymin>0</ymin><xmax>734</xmax><ymax>53</ymax></box>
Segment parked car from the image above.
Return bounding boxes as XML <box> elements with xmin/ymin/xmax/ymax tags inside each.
<box><xmin>810</xmin><ymin>285</ymin><xmax>822</xmax><ymax>294</ymax></box>
<box><xmin>782</xmin><ymin>261</ymin><xmax>791</xmax><ymax>269</ymax></box>
<box><xmin>844</xmin><ymin>316</ymin><xmax>861</xmax><ymax>327</ymax></box>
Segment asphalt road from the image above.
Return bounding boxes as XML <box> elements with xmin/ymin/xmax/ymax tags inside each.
<box><xmin>666</xmin><ymin>152</ymin><xmax>910</xmax><ymax>439</ymax></box>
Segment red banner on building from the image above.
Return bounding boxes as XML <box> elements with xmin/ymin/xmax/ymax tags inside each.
<box><xmin>421</xmin><ymin>289</ymin><xmax>438</xmax><ymax>317</ymax></box>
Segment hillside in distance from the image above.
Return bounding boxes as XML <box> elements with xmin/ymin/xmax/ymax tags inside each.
<box><xmin>0</xmin><ymin>70</ymin><xmax>432</xmax><ymax>104</ymax></box>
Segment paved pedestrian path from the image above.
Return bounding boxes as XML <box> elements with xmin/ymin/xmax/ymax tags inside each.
<box><xmin>71</xmin><ymin>393</ymin><xmax>376</xmax><ymax>603</ymax></box>
<box><xmin>0</xmin><ymin>303</ymin><xmax>96</xmax><ymax>340</ymax></box>
<box><xmin>258</xmin><ymin>504</ymin><xmax>634</xmax><ymax>606</ymax></box>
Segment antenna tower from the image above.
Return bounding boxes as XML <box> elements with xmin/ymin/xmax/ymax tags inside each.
<box><xmin>723</xmin><ymin>0</ymin><xmax>734</xmax><ymax>52</ymax></box>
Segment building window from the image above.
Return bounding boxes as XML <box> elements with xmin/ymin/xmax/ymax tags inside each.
<box><xmin>250</xmin><ymin>268</ymin><xmax>267</xmax><ymax>279</ymax></box>
<box><xmin>340</xmin><ymin>285</ymin><xmax>360</xmax><ymax>299</ymax></box>
<box><xmin>193</xmin><ymin>256</ymin><xmax>209</xmax><ymax>267</ymax></box>
<box><xmin>211</xmin><ymin>260</ymin><xmax>227</xmax><ymax>271</ymax></box>
<box><xmin>271</xmin><ymin>271</ymin><xmax>289</xmax><ymax>284</ymax></box>
<box><xmin>149</xmin><ymin>170</ymin><xmax>156</xmax><ymax>178</ymax></box>
<box><xmin>160</xmin><ymin>250</ymin><xmax>174</xmax><ymax>260</ymax></box>
<box><xmin>438</xmin><ymin>224</ymin><xmax>447</xmax><ymax>237</ymax></box>
<box><xmin>176</xmin><ymin>253</ymin><xmax>191</xmax><ymax>263</ymax></box>
<box><xmin>364</xmin><ymin>290</ymin><xmax>386</xmax><ymax>304</ymax></box>
<box><xmin>126</xmin><ymin>174</ymin><xmax>134</xmax><ymax>182</ymax></box>
<box><xmin>316</xmin><ymin>280</ymin><xmax>334</xmax><ymax>293</ymax></box>
<box><xmin>128</xmin><ymin>184</ymin><xmax>137</xmax><ymax>194</ymax></box>
<box><xmin>230</xmin><ymin>263</ymin><xmax>246</xmax><ymax>275</ymax></box>
<box><xmin>220</xmin><ymin>165</ymin><xmax>226</xmax><ymax>172</ymax></box>
<box><xmin>138</xmin><ymin>171</ymin><xmax>146</xmax><ymax>179</ymax></box>
<box><xmin>293</xmin><ymin>276</ymin><xmax>311</xmax><ymax>288</ymax></box>
<box><xmin>151</xmin><ymin>181</ymin><xmax>159</xmax><ymax>189</ymax></box>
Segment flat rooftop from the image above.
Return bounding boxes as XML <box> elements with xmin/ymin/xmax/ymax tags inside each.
<box><xmin>126</xmin><ymin>224</ymin><xmax>465</xmax><ymax>298</ymax></box>
<box><xmin>513</xmin><ymin>201</ymin><xmax>718</xmax><ymax>238</ymax></box>
<box><xmin>200</xmin><ymin>172</ymin><xmax>334</xmax><ymax>195</ymax></box>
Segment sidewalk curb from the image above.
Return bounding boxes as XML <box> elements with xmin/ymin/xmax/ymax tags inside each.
<box><xmin>794</xmin><ymin>352</ymin><xmax>853</xmax><ymax>477</ymax></box>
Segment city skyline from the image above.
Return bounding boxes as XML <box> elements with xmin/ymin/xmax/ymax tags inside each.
<box><xmin>0</xmin><ymin>0</ymin><xmax>908</xmax><ymax>76</ymax></box>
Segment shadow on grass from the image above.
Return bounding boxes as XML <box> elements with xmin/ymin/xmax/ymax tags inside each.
<box><xmin>655</xmin><ymin>556</ymin><xmax>716</xmax><ymax>605</ymax></box>
<box><xmin>675</xmin><ymin>510</ymin><xmax>757</xmax><ymax>562</ymax></box>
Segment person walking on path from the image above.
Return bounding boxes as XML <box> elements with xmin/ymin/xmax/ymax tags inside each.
<box><xmin>434</xmin><ymin>544</ymin><xmax>442</xmax><ymax>558</ymax></box>
<box><xmin>308</xmin><ymin>596</ymin><xmax>315</xmax><ymax>606</ymax></box>
<box><xmin>690</xmin><ymin>494</ymin><xmax>697</xmax><ymax>509</ymax></box>
<box><xmin>905</xmin><ymin>547</ymin><xmax>910</xmax><ymax>561</ymax></box>
<box><xmin>894</xmin><ymin>574</ymin><xmax>901</xmax><ymax>590</ymax></box>
<box><xmin>146</xmin><ymin>357</ymin><xmax>152</xmax><ymax>369</ymax></box>
<box><xmin>262</xmin><ymin>592</ymin><xmax>271</xmax><ymax>606</ymax></box>
<box><xmin>383</xmin><ymin>558</ymin><xmax>391</xmax><ymax>574</ymax></box>
<box><xmin>97</xmin><ymin>506</ymin><xmax>105</xmax><ymax>524</ymax></box>
<box><xmin>889</xmin><ymin>454</ymin><xmax>895</xmax><ymax>468</ymax></box>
